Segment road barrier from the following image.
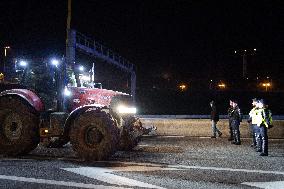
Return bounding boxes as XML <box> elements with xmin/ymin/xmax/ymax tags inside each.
<box><xmin>140</xmin><ymin>115</ymin><xmax>284</xmax><ymax>139</ymax></box>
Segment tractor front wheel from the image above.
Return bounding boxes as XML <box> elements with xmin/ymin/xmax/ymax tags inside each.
<box><xmin>119</xmin><ymin>116</ymin><xmax>144</xmax><ymax>151</ymax></box>
<box><xmin>70</xmin><ymin>110</ymin><xmax>119</xmax><ymax>161</ymax></box>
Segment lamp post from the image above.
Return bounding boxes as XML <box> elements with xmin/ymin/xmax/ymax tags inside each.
<box><xmin>3</xmin><ymin>46</ymin><xmax>11</xmax><ymax>73</ymax></box>
<box><xmin>234</xmin><ymin>48</ymin><xmax>257</xmax><ymax>79</ymax></box>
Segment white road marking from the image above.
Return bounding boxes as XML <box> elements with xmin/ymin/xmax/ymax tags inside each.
<box><xmin>62</xmin><ymin>167</ymin><xmax>167</xmax><ymax>189</ymax></box>
<box><xmin>103</xmin><ymin>161</ymin><xmax>284</xmax><ymax>176</ymax></box>
<box><xmin>0</xmin><ymin>174</ymin><xmax>132</xmax><ymax>189</ymax></box>
<box><xmin>167</xmin><ymin>164</ymin><xmax>284</xmax><ymax>175</ymax></box>
<box><xmin>242</xmin><ymin>181</ymin><xmax>284</xmax><ymax>189</ymax></box>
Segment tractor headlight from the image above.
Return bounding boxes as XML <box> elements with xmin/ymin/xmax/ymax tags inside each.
<box><xmin>64</xmin><ymin>87</ymin><xmax>72</xmax><ymax>97</ymax></box>
<box><xmin>117</xmin><ymin>105</ymin><xmax>137</xmax><ymax>114</ymax></box>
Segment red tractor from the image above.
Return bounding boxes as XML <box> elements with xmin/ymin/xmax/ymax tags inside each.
<box><xmin>0</xmin><ymin>60</ymin><xmax>148</xmax><ymax>161</ymax></box>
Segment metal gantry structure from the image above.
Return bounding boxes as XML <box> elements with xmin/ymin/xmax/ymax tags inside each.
<box><xmin>65</xmin><ymin>29</ymin><xmax>136</xmax><ymax>99</ymax></box>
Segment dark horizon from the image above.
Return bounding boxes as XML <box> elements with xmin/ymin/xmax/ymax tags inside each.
<box><xmin>1</xmin><ymin>0</ymin><xmax>284</xmax><ymax>87</ymax></box>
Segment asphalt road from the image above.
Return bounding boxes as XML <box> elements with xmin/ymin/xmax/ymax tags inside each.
<box><xmin>0</xmin><ymin>136</ymin><xmax>283</xmax><ymax>189</ymax></box>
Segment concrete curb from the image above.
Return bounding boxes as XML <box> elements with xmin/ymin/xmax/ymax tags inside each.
<box><xmin>140</xmin><ymin>118</ymin><xmax>284</xmax><ymax>139</ymax></box>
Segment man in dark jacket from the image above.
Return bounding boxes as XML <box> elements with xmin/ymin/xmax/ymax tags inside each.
<box><xmin>231</xmin><ymin>100</ymin><xmax>242</xmax><ymax>145</ymax></box>
<box><xmin>227</xmin><ymin>100</ymin><xmax>234</xmax><ymax>141</ymax></box>
<box><xmin>210</xmin><ymin>101</ymin><xmax>222</xmax><ymax>138</ymax></box>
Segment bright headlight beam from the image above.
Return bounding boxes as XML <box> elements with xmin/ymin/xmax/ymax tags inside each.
<box><xmin>117</xmin><ymin>105</ymin><xmax>137</xmax><ymax>114</ymax></box>
<box><xmin>64</xmin><ymin>87</ymin><xmax>72</xmax><ymax>96</ymax></box>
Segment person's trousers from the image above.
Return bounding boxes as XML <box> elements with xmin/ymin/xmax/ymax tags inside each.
<box><xmin>256</xmin><ymin>125</ymin><xmax>268</xmax><ymax>155</ymax></box>
<box><xmin>251</xmin><ymin>124</ymin><xmax>257</xmax><ymax>146</ymax></box>
<box><xmin>231</xmin><ymin>120</ymin><xmax>241</xmax><ymax>144</ymax></box>
<box><xmin>211</xmin><ymin>120</ymin><xmax>221</xmax><ymax>137</ymax></box>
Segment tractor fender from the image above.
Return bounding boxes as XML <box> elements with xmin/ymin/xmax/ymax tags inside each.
<box><xmin>0</xmin><ymin>89</ymin><xmax>44</xmax><ymax>112</ymax></box>
<box><xmin>63</xmin><ymin>105</ymin><xmax>105</xmax><ymax>137</ymax></box>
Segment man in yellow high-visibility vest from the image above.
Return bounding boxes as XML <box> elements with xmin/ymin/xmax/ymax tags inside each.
<box><xmin>255</xmin><ymin>99</ymin><xmax>269</xmax><ymax>156</ymax></box>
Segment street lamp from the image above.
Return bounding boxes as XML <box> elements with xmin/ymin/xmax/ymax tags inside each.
<box><xmin>178</xmin><ymin>84</ymin><xmax>188</xmax><ymax>91</ymax></box>
<box><xmin>262</xmin><ymin>82</ymin><xmax>271</xmax><ymax>92</ymax></box>
<box><xmin>3</xmin><ymin>46</ymin><xmax>11</xmax><ymax>73</ymax></box>
<box><xmin>4</xmin><ymin>46</ymin><xmax>10</xmax><ymax>57</ymax></box>
<box><xmin>234</xmin><ymin>48</ymin><xmax>257</xmax><ymax>78</ymax></box>
<box><xmin>218</xmin><ymin>82</ymin><xmax>226</xmax><ymax>89</ymax></box>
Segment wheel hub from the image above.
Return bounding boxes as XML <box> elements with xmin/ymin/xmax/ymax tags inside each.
<box><xmin>3</xmin><ymin>112</ymin><xmax>23</xmax><ymax>140</ymax></box>
<box><xmin>85</xmin><ymin>126</ymin><xmax>103</xmax><ymax>146</ymax></box>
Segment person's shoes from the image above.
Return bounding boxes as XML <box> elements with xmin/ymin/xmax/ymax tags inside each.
<box><xmin>250</xmin><ymin>144</ymin><xmax>255</xmax><ymax>147</ymax></box>
<box><xmin>259</xmin><ymin>153</ymin><xmax>268</xmax><ymax>156</ymax></box>
<box><xmin>211</xmin><ymin>136</ymin><xmax>216</xmax><ymax>138</ymax></box>
<box><xmin>235</xmin><ymin>142</ymin><xmax>241</xmax><ymax>145</ymax></box>
<box><xmin>231</xmin><ymin>141</ymin><xmax>236</xmax><ymax>144</ymax></box>
<box><xmin>218</xmin><ymin>133</ymin><xmax>222</xmax><ymax>137</ymax></box>
<box><xmin>152</xmin><ymin>126</ymin><xmax>157</xmax><ymax>131</ymax></box>
<box><xmin>228</xmin><ymin>138</ymin><xmax>233</xmax><ymax>141</ymax></box>
<box><xmin>256</xmin><ymin>149</ymin><xmax>262</xmax><ymax>152</ymax></box>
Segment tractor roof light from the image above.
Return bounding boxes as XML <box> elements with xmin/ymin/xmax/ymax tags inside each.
<box><xmin>19</xmin><ymin>60</ymin><xmax>28</xmax><ymax>67</ymax></box>
<box><xmin>51</xmin><ymin>59</ymin><xmax>60</xmax><ymax>67</ymax></box>
<box><xmin>63</xmin><ymin>87</ymin><xmax>72</xmax><ymax>97</ymax></box>
<box><xmin>78</xmin><ymin>65</ymin><xmax>85</xmax><ymax>72</ymax></box>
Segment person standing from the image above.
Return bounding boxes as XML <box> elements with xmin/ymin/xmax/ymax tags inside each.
<box><xmin>231</xmin><ymin>100</ymin><xmax>242</xmax><ymax>145</ymax></box>
<box><xmin>227</xmin><ymin>100</ymin><xmax>234</xmax><ymax>141</ymax></box>
<box><xmin>248</xmin><ymin>98</ymin><xmax>258</xmax><ymax>148</ymax></box>
<box><xmin>210</xmin><ymin>101</ymin><xmax>222</xmax><ymax>138</ymax></box>
<box><xmin>255</xmin><ymin>99</ymin><xmax>271</xmax><ymax>156</ymax></box>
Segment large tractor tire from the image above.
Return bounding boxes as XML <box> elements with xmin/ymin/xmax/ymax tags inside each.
<box><xmin>119</xmin><ymin>116</ymin><xmax>144</xmax><ymax>151</ymax></box>
<box><xmin>0</xmin><ymin>96</ymin><xmax>40</xmax><ymax>156</ymax></box>
<box><xmin>70</xmin><ymin>110</ymin><xmax>119</xmax><ymax>161</ymax></box>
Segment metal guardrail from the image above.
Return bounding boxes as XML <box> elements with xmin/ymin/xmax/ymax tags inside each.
<box><xmin>75</xmin><ymin>32</ymin><xmax>134</xmax><ymax>72</ymax></box>
<box><xmin>138</xmin><ymin>115</ymin><xmax>284</xmax><ymax>120</ymax></box>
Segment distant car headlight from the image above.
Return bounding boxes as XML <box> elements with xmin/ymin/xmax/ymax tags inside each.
<box><xmin>117</xmin><ymin>105</ymin><xmax>137</xmax><ymax>114</ymax></box>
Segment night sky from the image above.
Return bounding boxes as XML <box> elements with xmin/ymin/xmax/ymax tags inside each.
<box><xmin>1</xmin><ymin>0</ymin><xmax>284</xmax><ymax>87</ymax></box>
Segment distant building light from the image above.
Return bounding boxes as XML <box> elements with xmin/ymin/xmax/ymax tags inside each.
<box><xmin>234</xmin><ymin>50</ymin><xmax>237</xmax><ymax>54</ymax></box>
<box><xmin>254</xmin><ymin>48</ymin><xmax>257</xmax><ymax>51</ymax></box>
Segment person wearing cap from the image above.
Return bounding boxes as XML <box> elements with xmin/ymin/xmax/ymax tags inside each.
<box><xmin>255</xmin><ymin>99</ymin><xmax>269</xmax><ymax>156</ymax></box>
<box><xmin>248</xmin><ymin>98</ymin><xmax>258</xmax><ymax>148</ymax></box>
<box><xmin>230</xmin><ymin>100</ymin><xmax>242</xmax><ymax>145</ymax></box>
<box><xmin>210</xmin><ymin>101</ymin><xmax>222</xmax><ymax>138</ymax></box>
<box><xmin>227</xmin><ymin>100</ymin><xmax>234</xmax><ymax>141</ymax></box>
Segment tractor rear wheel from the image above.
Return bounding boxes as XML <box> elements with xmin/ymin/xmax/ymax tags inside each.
<box><xmin>0</xmin><ymin>96</ymin><xmax>40</xmax><ymax>156</ymax></box>
<box><xmin>119</xmin><ymin>116</ymin><xmax>144</xmax><ymax>151</ymax></box>
<box><xmin>70</xmin><ymin>110</ymin><xmax>119</xmax><ymax>161</ymax></box>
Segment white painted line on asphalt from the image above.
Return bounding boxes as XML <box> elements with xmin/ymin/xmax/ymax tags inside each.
<box><xmin>0</xmin><ymin>174</ymin><xmax>132</xmax><ymax>189</ymax></box>
<box><xmin>242</xmin><ymin>181</ymin><xmax>284</xmax><ymax>189</ymax></box>
<box><xmin>157</xmin><ymin>136</ymin><xmax>185</xmax><ymax>138</ymax></box>
<box><xmin>62</xmin><ymin>167</ymin><xmax>167</xmax><ymax>189</ymax></box>
<box><xmin>167</xmin><ymin>164</ymin><xmax>284</xmax><ymax>175</ymax></box>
